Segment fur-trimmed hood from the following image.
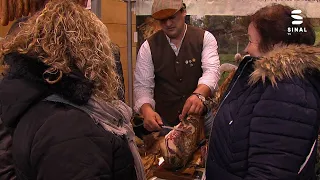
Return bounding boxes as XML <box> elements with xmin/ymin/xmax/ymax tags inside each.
<box><xmin>249</xmin><ymin>44</ymin><xmax>320</xmax><ymax>86</ymax></box>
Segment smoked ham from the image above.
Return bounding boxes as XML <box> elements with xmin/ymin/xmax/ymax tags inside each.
<box><xmin>159</xmin><ymin>115</ymin><xmax>205</xmax><ymax>169</ymax></box>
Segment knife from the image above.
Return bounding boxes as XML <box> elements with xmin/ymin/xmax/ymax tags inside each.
<box><xmin>161</xmin><ymin>125</ymin><xmax>187</xmax><ymax>132</ymax></box>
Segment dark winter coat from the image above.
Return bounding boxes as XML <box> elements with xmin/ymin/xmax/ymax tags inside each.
<box><xmin>206</xmin><ymin>45</ymin><xmax>320</xmax><ymax>180</ymax></box>
<box><xmin>0</xmin><ymin>53</ymin><xmax>137</xmax><ymax>180</ymax></box>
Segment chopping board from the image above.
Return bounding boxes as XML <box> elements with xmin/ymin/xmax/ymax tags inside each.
<box><xmin>153</xmin><ymin>163</ymin><xmax>204</xmax><ymax>180</ymax></box>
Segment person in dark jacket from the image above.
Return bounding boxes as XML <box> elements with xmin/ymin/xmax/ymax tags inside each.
<box><xmin>111</xmin><ymin>42</ymin><xmax>126</xmax><ymax>102</ymax></box>
<box><xmin>0</xmin><ymin>15</ymin><xmax>31</xmax><ymax>180</ymax></box>
<box><xmin>206</xmin><ymin>4</ymin><xmax>320</xmax><ymax>180</ymax></box>
<box><xmin>0</xmin><ymin>1</ymin><xmax>145</xmax><ymax>180</ymax></box>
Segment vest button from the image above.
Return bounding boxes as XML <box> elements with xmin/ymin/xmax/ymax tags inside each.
<box><xmin>176</xmin><ymin>61</ymin><xmax>179</xmax><ymax>64</ymax></box>
<box><xmin>179</xmin><ymin>78</ymin><xmax>182</xmax><ymax>82</ymax></box>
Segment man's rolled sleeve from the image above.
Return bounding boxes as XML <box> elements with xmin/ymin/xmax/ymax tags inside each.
<box><xmin>133</xmin><ymin>40</ymin><xmax>156</xmax><ymax>113</ymax></box>
<box><xmin>198</xmin><ymin>31</ymin><xmax>220</xmax><ymax>94</ymax></box>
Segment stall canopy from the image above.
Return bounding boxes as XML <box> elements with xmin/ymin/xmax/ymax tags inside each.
<box><xmin>136</xmin><ymin>0</ymin><xmax>320</xmax><ymax>18</ymax></box>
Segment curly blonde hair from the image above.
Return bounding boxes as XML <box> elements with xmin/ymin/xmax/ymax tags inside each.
<box><xmin>0</xmin><ymin>0</ymin><xmax>120</xmax><ymax>102</ymax></box>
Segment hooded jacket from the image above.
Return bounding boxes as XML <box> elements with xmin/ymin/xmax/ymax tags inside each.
<box><xmin>0</xmin><ymin>53</ymin><xmax>137</xmax><ymax>180</ymax></box>
<box><xmin>206</xmin><ymin>45</ymin><xmax>320</xmax><ymax>180</ymax></box>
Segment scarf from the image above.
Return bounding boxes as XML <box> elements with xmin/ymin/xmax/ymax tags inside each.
<box><xmin>45</xmin><ymin>95</ymin><xmax>146</xmax><ymax>180</ymax></box>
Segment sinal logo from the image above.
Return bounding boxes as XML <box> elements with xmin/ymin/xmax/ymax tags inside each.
<box><xmin>287</xmin><ymin>9</ymin><xmax>307</xmax><ymax>35</ymax></box>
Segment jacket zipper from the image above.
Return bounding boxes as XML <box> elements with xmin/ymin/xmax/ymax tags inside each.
<box><xmin>205</xmin><ymin>58</ymin><xmax>253</xmax><ymax>167</ymax></box>
<box><xmin>215</xmin><ymin>58</ymin><xmax>253</xmax><ymax>123</ymax></box>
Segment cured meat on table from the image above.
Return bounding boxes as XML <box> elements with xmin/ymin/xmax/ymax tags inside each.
<box><xmin>159</xmin><ymin>115</ymin><xmax>205</xmax><ymax>169</ymax></box>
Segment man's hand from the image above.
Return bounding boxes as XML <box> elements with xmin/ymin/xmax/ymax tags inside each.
<box><xmin>179</xmin><ymin>94</ymin><xmax>204</xmax><ymax>120</ymax></box>
<box><xmin>141</xmin><ymin>104</ymin><xmax>163</xmax><ymax>132</ymax></box>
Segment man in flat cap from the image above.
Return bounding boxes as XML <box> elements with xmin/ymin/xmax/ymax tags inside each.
<box><xmin>134</xmin><ymin>0</ymin><xmax>220</xmax><ymax>134</ymax></box>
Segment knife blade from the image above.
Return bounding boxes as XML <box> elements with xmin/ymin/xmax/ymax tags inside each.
<box><xmin>161</xmin><ymin>125</ymin><xmax>187</xmax><ymax>132</ymax></box>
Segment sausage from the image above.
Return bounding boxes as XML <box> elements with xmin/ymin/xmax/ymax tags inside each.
<box><xmin>8</xmin><ymin>0</ymin><xmax>15</xmax><ymax>21</ymax></box>
<box><xmin>16</xmin><ymin>0</ymin><xmax>23</xmax><ymax>18</ymax></box>
<box><xmin>0</xmin><ymin>0</ymin><xmax>2</xmax><ymax>23</ymax></box>
<box><xmin>1</xmin><ymin>0</ymin><xmax>9</xmax><ymax>26</ymax></box>
<box><xmin>22</xmin><ymin>0</ymin><xmax>29</xmax><ymax>16</ymax></box>
<box><xmin>29</xmin><ymin>0</ymin><xmax>36</xmax><ymax>15</ymax></box>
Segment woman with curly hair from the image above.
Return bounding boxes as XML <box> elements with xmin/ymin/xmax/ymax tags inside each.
<box><xmin>0</xmin><ymin>0</ymin><xmax>145</xmax><ymax>179</ymax></box>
